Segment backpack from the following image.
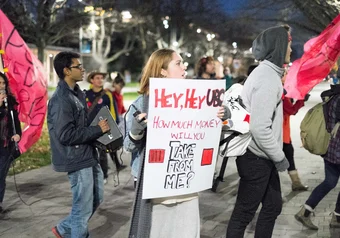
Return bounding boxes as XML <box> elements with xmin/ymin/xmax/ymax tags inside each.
<box><xmin>219</xmin><ymin>83</ymin><xmax>251</xmax><ymax>157</ymax></box>
<box><xmin>300</xmin><ymin>95</ymin><xmax>340</xmax><ymax>155</ymax></box>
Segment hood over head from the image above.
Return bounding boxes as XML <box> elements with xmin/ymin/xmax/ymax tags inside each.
<box><xmin>252</xmin><ymin>26</ymin><xmax>290</xmax><ymax>68</ymax></box>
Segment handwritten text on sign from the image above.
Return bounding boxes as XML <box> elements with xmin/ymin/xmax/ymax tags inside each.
<box><xmin>154</xmin><ymin>88</ymin><xmax>224</xmax><ymax>109</ymax></box>
<box><xmin>143</xmin><ymin>78</ymin><xmax>225</xmax><ymax>199</ymax></box>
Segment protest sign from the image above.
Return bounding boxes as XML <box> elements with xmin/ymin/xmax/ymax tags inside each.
<box><xmin>142</xmin><ymin>78</ymin><xmax>225</xmax><ymax>199</ymax></box>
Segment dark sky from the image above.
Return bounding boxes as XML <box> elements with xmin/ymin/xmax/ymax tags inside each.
<box><xmin>218</xmin><ymin>0</ymin><xmax>316</xmax><ymax>60</ymax></box>
<box><xmin>220</xmin><ymin>0</ymin><xmax>249</xmax><ymax>16</ymax></box>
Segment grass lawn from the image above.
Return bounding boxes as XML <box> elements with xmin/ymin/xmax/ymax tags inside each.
<box><xmin>125</xmin><ymin>82</ymin><xmax>139</xmax><ymax>88</ymax></box>
<box><xmin>123</xmin><ymin>92</ymin><xmax>139</xmax><ymax>101</ymax></box>
<box><xmin>9</xmin><ymin>121</ymin><xmax>51</xmax><ymax>175</ymax></box>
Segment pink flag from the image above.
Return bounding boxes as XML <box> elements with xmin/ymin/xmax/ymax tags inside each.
<box><xmin>0</xmin><ymin>10</ymin><xmax>47</xmax><ymax>153</ymax></box>
<box><xmin>284</xmin><ymin>14</ymin><xmax>340</xmax><ymax>99</ymax></box>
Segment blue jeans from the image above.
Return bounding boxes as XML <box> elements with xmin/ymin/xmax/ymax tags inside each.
<box><xmin>57</xmin><ymin>164</ymin><xmax>104</xmax><ymax>238</ymax></box>
<box><xmin>0</xmin><ymin>148</ymin><xmax>11</xmax><ymax>205</ymax></box>
<box><xmin>306</xmin><ymin>159</ymin><xmax>340</xmax><ymax>213</ymax></box>
<box><xmin>131</xmin><ymin>151</ymin><xmax>139</xmax><ymax>178</ymax></box>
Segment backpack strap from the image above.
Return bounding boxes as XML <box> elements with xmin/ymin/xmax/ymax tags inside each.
<box><xmin>219</xmin><ymin>131</ymin><xmax>241</xmax><ymax>156</ymax></box>
<box><xmin>88</xmin><ymin>90</ymin><xmax>106</xmax><ymax>115</ymax></box>
<box><xmin>323</xmin><ymin>95</ymin><xmax>334</xmax><ymax>103</ymax></box>
<box><xmin>219</xmin><ymin>131</ymin><xmax>241</xmax><ymax>146</ymax></box>
<box><xmin>331</xmin><ymin>122</ymin><xmax>340</xmax><ymax>138</ymax></box>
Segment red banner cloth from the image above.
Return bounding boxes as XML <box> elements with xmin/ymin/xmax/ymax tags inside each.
<box><xmin>284</xmin><ymin>14</ymin><xmax>340</xmax><ymax>99</ymax></box>
<box><xmin>0</xmin><ymin>10</ymin><xmax>47</xmax><ymax>153</ymax></box>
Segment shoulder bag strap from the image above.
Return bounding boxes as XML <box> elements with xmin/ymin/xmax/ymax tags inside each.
<box><xmin>88</xmin><ymin>90</ymin><xmax>106</xmax><ymax>115</ymax></box>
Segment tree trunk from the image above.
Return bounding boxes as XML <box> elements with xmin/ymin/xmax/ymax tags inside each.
<box><xmin>99</xmin><ymin>63</ymin><xmax>108</xmax><ymax>72</ymax></box>
<box><xmin>37</xmin><ymin>45</ymin><xmax>45</xmax><ymax>64</ymax></box>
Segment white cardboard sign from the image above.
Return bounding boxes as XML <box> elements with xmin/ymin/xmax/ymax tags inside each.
<box><xmin>142</xmin><ymin>78</ymin><xmax>225</xmax><ymax>199</ymax></box>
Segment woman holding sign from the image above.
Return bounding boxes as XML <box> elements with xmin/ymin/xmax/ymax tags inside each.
<box><xmin>124</xmin><ymin>49</ymin><xmax>227</xmax><ymax>238</ymax></box>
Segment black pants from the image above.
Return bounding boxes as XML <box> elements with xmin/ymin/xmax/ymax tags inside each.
<box><xmin>226</xmin><ymin>150</ymin><xmax>282</xmax><ymax>238</ymax></box>
<box><xmin>283</xmin><ymin>142</ymin><xmax>296</xmax><ymax>171</ymax></box>
<box><xmin>0</xmin><ymin>148</ymin><xmax>11</xmax><ymax>205</ymax></box>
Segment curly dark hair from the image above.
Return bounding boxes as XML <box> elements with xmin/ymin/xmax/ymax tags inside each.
<box><xmin>195</xmin><ymin>56</ymin><xmax>214</xmax><ymax>78</ymax></box>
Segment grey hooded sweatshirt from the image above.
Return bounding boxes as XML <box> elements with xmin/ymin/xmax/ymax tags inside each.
<box><xmin>241</xmin><ymin>26</ymin><xmax>289</xmax><ymax>163</ymax></box>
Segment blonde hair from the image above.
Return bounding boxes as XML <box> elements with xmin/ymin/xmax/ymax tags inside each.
<box><xmin>138</xmin><ymin>48</ymin><xmax>175</xmax><ymax>94</ymax></box>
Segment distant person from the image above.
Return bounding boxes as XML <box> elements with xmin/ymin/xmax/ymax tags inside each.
<box><xmin>112</xmin><ymin>73</ymin><xmax>127</xmax><ymax>117</ymax></box>
<box><xmin>86</xmin><ymin>71</ymin><xmax>119</xmax><ymax>184</ymax></box>
<box><xmin>195</xmin><ymin>56</ymin><xmax>215</xmax><ymax>79</ymax></box>
<box><xmin>105</xmin><ymin>73</ymin><xmax>127</xmax><ymax>172</ymax></box>
<box><xmin>330</xmin><ymin>71</ymin><xmax>338</xmax><ymax>85</ymax></box>
<box><xmin>224</xmin><ymin>66</ymin><xmax>233</xmax><ymax>90</ymax></box>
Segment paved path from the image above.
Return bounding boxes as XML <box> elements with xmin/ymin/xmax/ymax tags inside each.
<box><xmin>2</xmin><ymin>82</ymin><xmax>340</xmax><ymax>238</ymax></box>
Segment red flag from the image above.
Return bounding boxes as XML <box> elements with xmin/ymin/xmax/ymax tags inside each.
<box><xmin>0</xmin><ymin>10</ymin><xmax>47</xmax><ymax>153</ymax></box>
<box><xmin>284</xmin><ymin>14</ymin><xmax>340</xmax><ymax>99</ymax></box>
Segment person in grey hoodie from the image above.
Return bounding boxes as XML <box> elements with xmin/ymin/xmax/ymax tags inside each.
<box><xmin>226</xmin><ymin>25</ymin><xmax>292</xmax><ymax>238</ymax></box>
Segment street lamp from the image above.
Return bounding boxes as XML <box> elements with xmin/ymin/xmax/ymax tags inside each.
<box><xmin>163</xmin><ymin>19</ymin><xmax>169</xmax><ymax>29</ymax></box>
<box><xmin>122</xmin><ymin>11</ymin><xmax>132</xmax><ymax>23</ymax></box>
<box><xmin>88</xmin><ymin>21</ymin><xmax>99</xmax><ymax>31</ymax></box>
<box><xmin>232</xmin><ymin>42</ymin><xmax>238</xmax><ymax>49</ymax></box>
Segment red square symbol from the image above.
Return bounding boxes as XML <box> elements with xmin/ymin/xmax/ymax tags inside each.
<box><xmin>201</xmin><ymin>148</ymin><xmax>214</xmax><ymax>166</ymax></box>
<box><xmin>149</xmin><ymin>149</ymin><xmax>165</xmax><ymax>163</ymax></box>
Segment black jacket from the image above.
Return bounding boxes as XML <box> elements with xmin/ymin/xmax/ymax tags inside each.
<box><xmin>0</xmin><ymin>95</ymin><xmax>22</xmax><ymax>155</ymax></box>
<box><xmin>47</xmin><ymin>80</ymin><xmax>103</xmax><ymax>172</ymax></box>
